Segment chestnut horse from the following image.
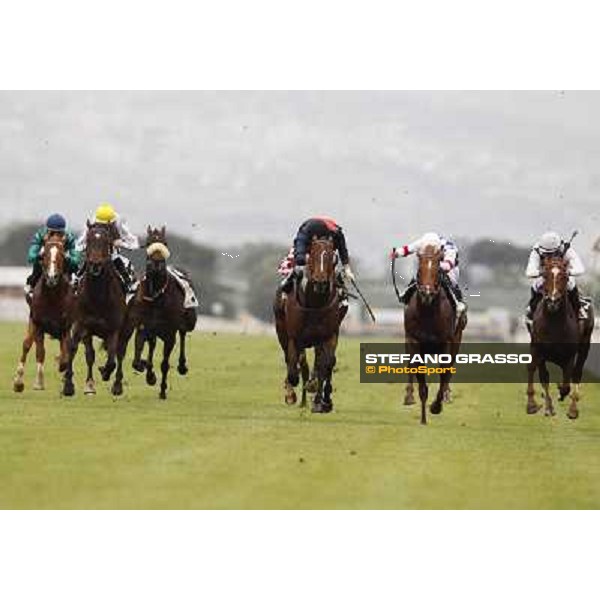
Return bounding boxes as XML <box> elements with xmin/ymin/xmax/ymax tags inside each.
<box><xmin>121</xmin><ymin>226</ymin><xmax>197</xmax><ymax>400</ymax></box>
<box><xmin>13</xmin><ymin>233</ymin><xmax>75</xmax><ymax>392</ymax></box>
<box><xmin>274</xmin><ymin>238</ymin><xmax>346</xmax><ymax>413</ymax></box>
<box><xmin>526</xmin><ymin>256</ymin><xmax>594</xmax><ymax>419</ymax></box>
<box><xmin>62</xmin><ymin>222</ymin><xmax>128</xmax><ymax>397</ymax></box>
<box><xmin>404</xmin><ymin>244</ymin><xmax>466</xmax><ymax>425</ymax></box>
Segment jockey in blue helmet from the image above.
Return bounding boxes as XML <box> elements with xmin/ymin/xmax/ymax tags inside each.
<box><xmin>25</xmin><ymin>214</ymin><xmax>81</xmax><ymax>298</ymax></box>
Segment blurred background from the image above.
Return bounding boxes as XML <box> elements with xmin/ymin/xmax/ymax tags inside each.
<box><xmin>1</xmin><ymin>91</ymin><xmax>599</xmax><ymax>339</ymax></box>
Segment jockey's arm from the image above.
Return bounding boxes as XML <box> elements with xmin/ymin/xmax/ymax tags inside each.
<box><xmin>396</xmin><ymin>236</ymin><xmax>423</xmax><ymax>258</ymax></box>
<box><xmin>27</xmin><ymin>229</ymin><xmax>44</xmax><ymax>265</ymax></box>
<box><xmin>335</xmin><ymin>228</ymin><xmax>350</xmax><ymax>265</ymax></box>
<box><xmin>441</xmin><ymin>244</ymin><xmax>458</xmax><ymax>271</ymax></box>
<box><xmin>116</xmin><ymin>219</ymin><xmax>140</xmax><ymax>250</ymax></box>
<box><xmin>525</xmin><ymin>249</ymin><xmax>541</xmax><ymax>278</ymax></box>
<box><xmin>566</xmin><ymin>248</ymin><xmax>585</xmax><ymax>276</ymax></box>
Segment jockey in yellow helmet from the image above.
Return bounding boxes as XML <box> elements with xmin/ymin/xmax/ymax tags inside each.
<box><xmin>76</xmin><ymin>204</ymin><xmax>140</xmax><ymax>295</ymax></box>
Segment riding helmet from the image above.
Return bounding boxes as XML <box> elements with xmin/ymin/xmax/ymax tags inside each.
<box><xmin>95</xmin><ymin>204</ymin><xmax>117</xmax><ymax>224</ymax></box>
<box><xmin>539</xmin><ymin>231</ymin><xmax>561</xmax><ymax>253</ymax></box>
<box><xmin>46</xmin><ymin>213</ymin><xmax>67</xmax><ymax>232</ymax></box>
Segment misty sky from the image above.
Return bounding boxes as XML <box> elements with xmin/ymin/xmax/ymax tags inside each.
<box><xmin>1</xmin><ymin>91</ymin><xmax>599</xmax><ymax>273</ymax></box>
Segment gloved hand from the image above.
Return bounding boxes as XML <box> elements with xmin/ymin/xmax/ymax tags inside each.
<box><xmin>114</xmin><ymin>239</ymin><xmax>124</xmax><ymax>249</ymax></box>
<box><xmin>344</xmin><ymin>265</ymin><xmax>355</xmax><ymax>283</ymax></box>
<box><xmin>294</xmin><ymin>265</ymin><xmax>305</xmax><ymax>277</ymax></box>
<box><xmin>440</xmin><ymin>260</ymin><xmax>452</xmax><ymax>272</ymax></box>
<box><xmin>389</xmin><ymin>249</ymin><xmax>399</xmax><ymax>260</ymax></box>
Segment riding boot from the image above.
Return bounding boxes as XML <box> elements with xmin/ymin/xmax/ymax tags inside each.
<box><xmin>24</xmin><ymin>262</ymin><xmax>43</xmax><ymax>298</ymax></box>
<box><xmin>444</xmin><ymin>280</ymin><xmax>466</xmax><ymax>317</ymax></box>
<box><xmin>114</xmin><ymin>256</ymin><xmax>137</xmax><ymax>296</ymax></box>
<box><xmin>401</xmin><ymin>280</ymin><xmax>417</xmax><ymax>304</ymax></box>
<box><xmin>526</xmin><ymin>289</ymin><xmax>542</xmax><ymax>324</ymax></box>
<box><xmin>279</xmin><ymin>272</ymin><xmax>295</xmax><ymax>294</ymax></box>
<box><xmin>568</xmin><ymin>286</ymin><xmax>586</xmax><ymax>319</ymax></box>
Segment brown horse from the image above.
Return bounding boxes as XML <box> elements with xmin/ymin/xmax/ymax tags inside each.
<box><xmin>121</xmin><ymin>226</ymin><xmax>197</xmax><ymax>400</ymax></box>
<box><xmin>526</xmin><ymin>257</ymin><xmax>595</xmax><ymax>418</ymax></box>
<box><xmin>274</xmin><ymin>238</ymin><xmax>346</xmax><ymax>413</ymax></box>
<box><xmin>62</xmin><ymin>222</ymin><xmax>128</xmax><ymax>397</ymax></box>
<box><xmin>13</xmin><ymin>233</ymin><xmax>75</xmax><ymax>393</ymax></box>
<box><xmin>404</xmin><ymin>244</ymin><xmax>466</xmax><ymax>425</ymax></box>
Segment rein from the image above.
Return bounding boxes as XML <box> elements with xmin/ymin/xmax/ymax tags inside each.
<box><xmin>391</xmin><ymin>248</ymin><xmax>404</xmax><ymax>305</ymax></box>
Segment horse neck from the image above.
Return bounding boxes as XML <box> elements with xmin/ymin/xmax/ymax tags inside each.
<box><xmin>83</xmin><ymin>263</ymin><xmax>118</xmax><ymax>299</ymax></box>
<box><xmin>300</xmin><ymin>280</ymin><xmax>334</xmax><ymax>308</ymax></box>
<box><xmin>145</xmin><ymin>266</ymin><xmax>169</xmax><ymax>296</ymax></box>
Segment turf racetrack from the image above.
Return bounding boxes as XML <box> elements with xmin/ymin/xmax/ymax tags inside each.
<box><xmin>1</xmin><ymin>322</ymin><xmax>599</xmax><ymax>509</ymax></box>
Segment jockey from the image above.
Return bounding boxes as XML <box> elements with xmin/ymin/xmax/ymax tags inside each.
<box><xmin>24</xmin><ymin>214</ymin><xmax>81</xmax><ymax>298</ymax></box>
<box><xmin>278</xmin><ymin>216</ymin><xmax>355</xmax><ymax>296</ymax></box>
<box><xmin>525</xmin><ymin>230</ymin><xmax>588</xmax><ymax>323</ymax></box>
<box><xmin>390</xmin><ymin>232</ymin><xmax>466</xmax><ymax>316</ymax></box>
<box><xmin>76</xmin><ymin>203</ymin><xmax>140</xmax><ymax>295</ymax></box>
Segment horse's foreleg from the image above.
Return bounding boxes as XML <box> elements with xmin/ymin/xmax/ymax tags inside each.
<box><xmin>563</xmin><ymin>359</ymin><xmax>579</xmax><ymax>420</ymax></box>
<box><xmin>58</xmin><ymin>330</ymin><xmax>71</xmax><ymax>373</ymax></box>
<box><xmin>146</xmin><ymin>336</ymin><xmax>158</xmax><ymax>387</ymax></box>
<box><xmin>83</xmin><ymin>336</ymin><xmax>96</xmax><ymax>395</ymax></box>
<box><xmin>299</xmin><ymin>351</ymin><xmax>309</xmax><ymax>408</ymax></box>
<box><xmin>526</xmin><ymin>356</ymin><xmax>541</xmax><ymax>414</ymax></box>
<box><xmin>62</xmin><ymin>326</ymin><xmax>83</xmax><ymax>397</ymax></box>
<box><xmin>177</xmin><ymin>330</ymin><xmax>189</xmax><ymax>375</ymax></box>
<box><xmin>431</xmin><ymin>369</ymin><xmax>451</xmax><ymax>416</ymax></box>
<box><xmin>132</xmin><ymin>328</ymin><xmax>146</xmax><ymax>372</ymax></box>
<box><xmin>14</xmin><ymin>320</ymin><xmax>35</xmax><ymax>393</ymax></box>
<box><xmin>159</xmin><ymin>333</ymin><xmax>176</xmax><ymax>400</ymax></box>
<box><xmin>404</xmin><ymin>373</ymin><xmax>415</xmax><ymax>406</ymax></box>
<box><xmin>416</xmin><ymin>373</ymin><xmax>428</xmax><ymax>425</ymax></box>
<box><xmin>33</xmin><ymin>328</ymin><xmax>45</xmax><ymax>391</ymax></box>
<box><xmin>539</xmin><ymin>361</ymin><xmax>555</xmax><ymax>417</ymax></box>
<box><xmin>100</xmin><ymin>332</ymin><xmax>119</xmax><ymax>382</ymax></box>
<box><xmin>286</xmin><ymin>338</ymin><xmax>300</xmax><ymax>387</ymax></box>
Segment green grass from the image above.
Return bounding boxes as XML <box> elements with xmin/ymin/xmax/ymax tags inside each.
<box><xmin>0</xmin><ymin>322</ymin><xmax>599</xmax><ymax>509</ymax></box>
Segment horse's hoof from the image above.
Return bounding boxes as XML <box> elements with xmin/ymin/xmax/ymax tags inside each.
<box><xmin>63</xmin><ymin>383</ymin><xmax>75</xmax><ymax>397</ymax></box>
<box><xmin>321</xmin><ymin>403</ymin><xmax>333</xmax><ymax>414</ymax></box>
<box><xmin>544</xmin><ymin>409</ymin><xmax>556</xmax><ymax>417</ymax></box>
<box><xmin>132</xmin><ymin>360</ymin><xmax>145</xmax><ymax>373</ymax></box>
<box><xmin>285</xmin><ymin>391</ymin><xmax>297</xmax><ymax>405</ymax></box>
<box><xmin>146</xmin><ymin>372</ymin><xmax>157</xmax><ymax>387</ymax></box>
<box><xmin>177</xmin><ymin>363</ymin><xmax>189</xmax><ymax>376</ymax></box>
<box><xmin>567</xmin><ymin>409</ymin><xmax>579</xmax><ymax>420</ymax></box>
<box><xmin>84</xmin><ymin>381</ymin><xmax>96</xmax><ymax>395</ymax></box>
<box><xmin>404</xmin><ymin>397</ymin><xmax>416</xmax><ymax>406</ymax></box>
<box><xmin>33</xmin><ymin>383</ymin><xmax>45</xmax><ymax>391</ymax></box>
<box><xmin>159</xmin><ymin>392</ymin><xmax>167</xmax><ymax>401</ymax></box>
<box><xmin>311</xmin><ymin>402</ymin><xmax>324</xmax><ymax>413</ymax></box>
<box><xmin>527</xmin><ymin>403</ymin><xmax>541</xmax><ymax>415</ymax></box>
<box><xmin>111</xmin><ymin>383</ymin><xmax>123</xmax><ymax>397</ymax></box>
<box><xmin>430</xmin><ymin>402</ymin><xmax>443</xmax><ymax>415</ymax></box>
<box><xmin>13</xmin><ymin>381</ymin><xmax>24</xmax><ymax>393</ymax></box>
<box><xmin>305</xmin><ymin>379</ymin><xmax>318</xmax><ymax>394</ymax></box>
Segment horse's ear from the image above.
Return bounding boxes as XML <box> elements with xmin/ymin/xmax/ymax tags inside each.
<box><xmin>161</xmin><ymin>225</ymin><xmax>166</xmax><ymax>238</ymax></box>
<box><xmin>86</xmin><ymin>219</ymin><xmax>91</xmax><ymax>229</ymax></box>
<box><xmin>147</xmin><ymin>225</ymin><xmax>152</xmax><ymax>235</ymax></box>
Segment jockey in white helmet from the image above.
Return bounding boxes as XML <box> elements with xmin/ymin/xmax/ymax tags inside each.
<box><xmin>390</xmin><ymin>232</ymin><xmax>466</xmax><ymax>316</ymax></box>
<box><xmin>525</xmin><ymin>230</ymin><xmax>588</xmax><ymax>323</ymax></box>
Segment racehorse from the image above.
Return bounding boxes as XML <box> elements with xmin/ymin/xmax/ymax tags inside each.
<box><xmin>274</xmin><ymin>238</ymin><xmax>346</xmax><ymax>413</ymax></box>
<box><xmin>404</xmin><ymin>244</ymin><xmax>466</xmax><ymax>425</ymax></box>
<box><xmin>526</xmin><ymin>256</ymin><xmax>594</xmax><ymax>418</ymax></box>
<box><xmin>62</xmin><ymin>222</ymin><xmax>128</xmax><ymax>397</ymax></box>
<box><xmin>122</xmin><ymin>226</ymin><xmax>197</xmax><ymax>400</ymax></box>
<box><xmin>14</xmin><ymin>233</ymin><xmax>75</xmax><ymax>392</ymax></box>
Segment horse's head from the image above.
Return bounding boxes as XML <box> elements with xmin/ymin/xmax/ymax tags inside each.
<box><xmin>86</xmin><ymin>222</ymin><xmax>113</xmax><ymax>277</ymax></box>
<box><xmin>41</xmin><ymin>232</ymin><xmax>66</xmax><ymax>288</ymax></box>
<box><xmin>416</xmin><ymin>244</ymin><xmax>443</xmax><ymax>305</ymax></box>
<box><xmin>305</xmin><ymin>237</ymin><xmax>336</xmax><ymax>297</ymax></box>
<box><xmin>541</xmin><ymin>256</ymin><xmax>569</xmax><ymax>313</ymax></box>
<box><xmin>145</xmin><ymin>225</ymin><xmax>170</xmax><ymax>279</ymax></box>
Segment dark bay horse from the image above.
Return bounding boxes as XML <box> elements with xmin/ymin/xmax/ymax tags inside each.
<box><xmin>274</xmin><ymin>238</ymin><xmax>346</xmax><ymax>413</ymax></box>
<box><xmin>526</xmin><ymin>256</ymin><xmax>594</xmax><ymax>418</ymax></box>
<box><xmin>14</xmin><ymin>233</ymin><xmax>75</xmax><ymax>392</ymax></box>
<box><xmin>404</xmin><ymin>244</ymin><xmax>466</xmax><ymax>425</ymax></box>
<box><xmin>62</xmin><ymin>222</ymin><xmax>128</xmax><ymax>397</ymax></box>
<box><xmin>122</xmin><ymin>226</ymin><xmax>197</xmax><ymax>400</ymax></box>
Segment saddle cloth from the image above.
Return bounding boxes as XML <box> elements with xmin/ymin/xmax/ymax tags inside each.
<box><xmin>169</xmin><ymin>267</ymin><xmax>199</xmax><ymax>309</ymax></box>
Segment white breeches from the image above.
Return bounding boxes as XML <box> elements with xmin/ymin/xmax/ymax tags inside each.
<box><xmin>446</xmin><ymin>266</ymin><xmax>459</xmax><ymax>286</ymax></box>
